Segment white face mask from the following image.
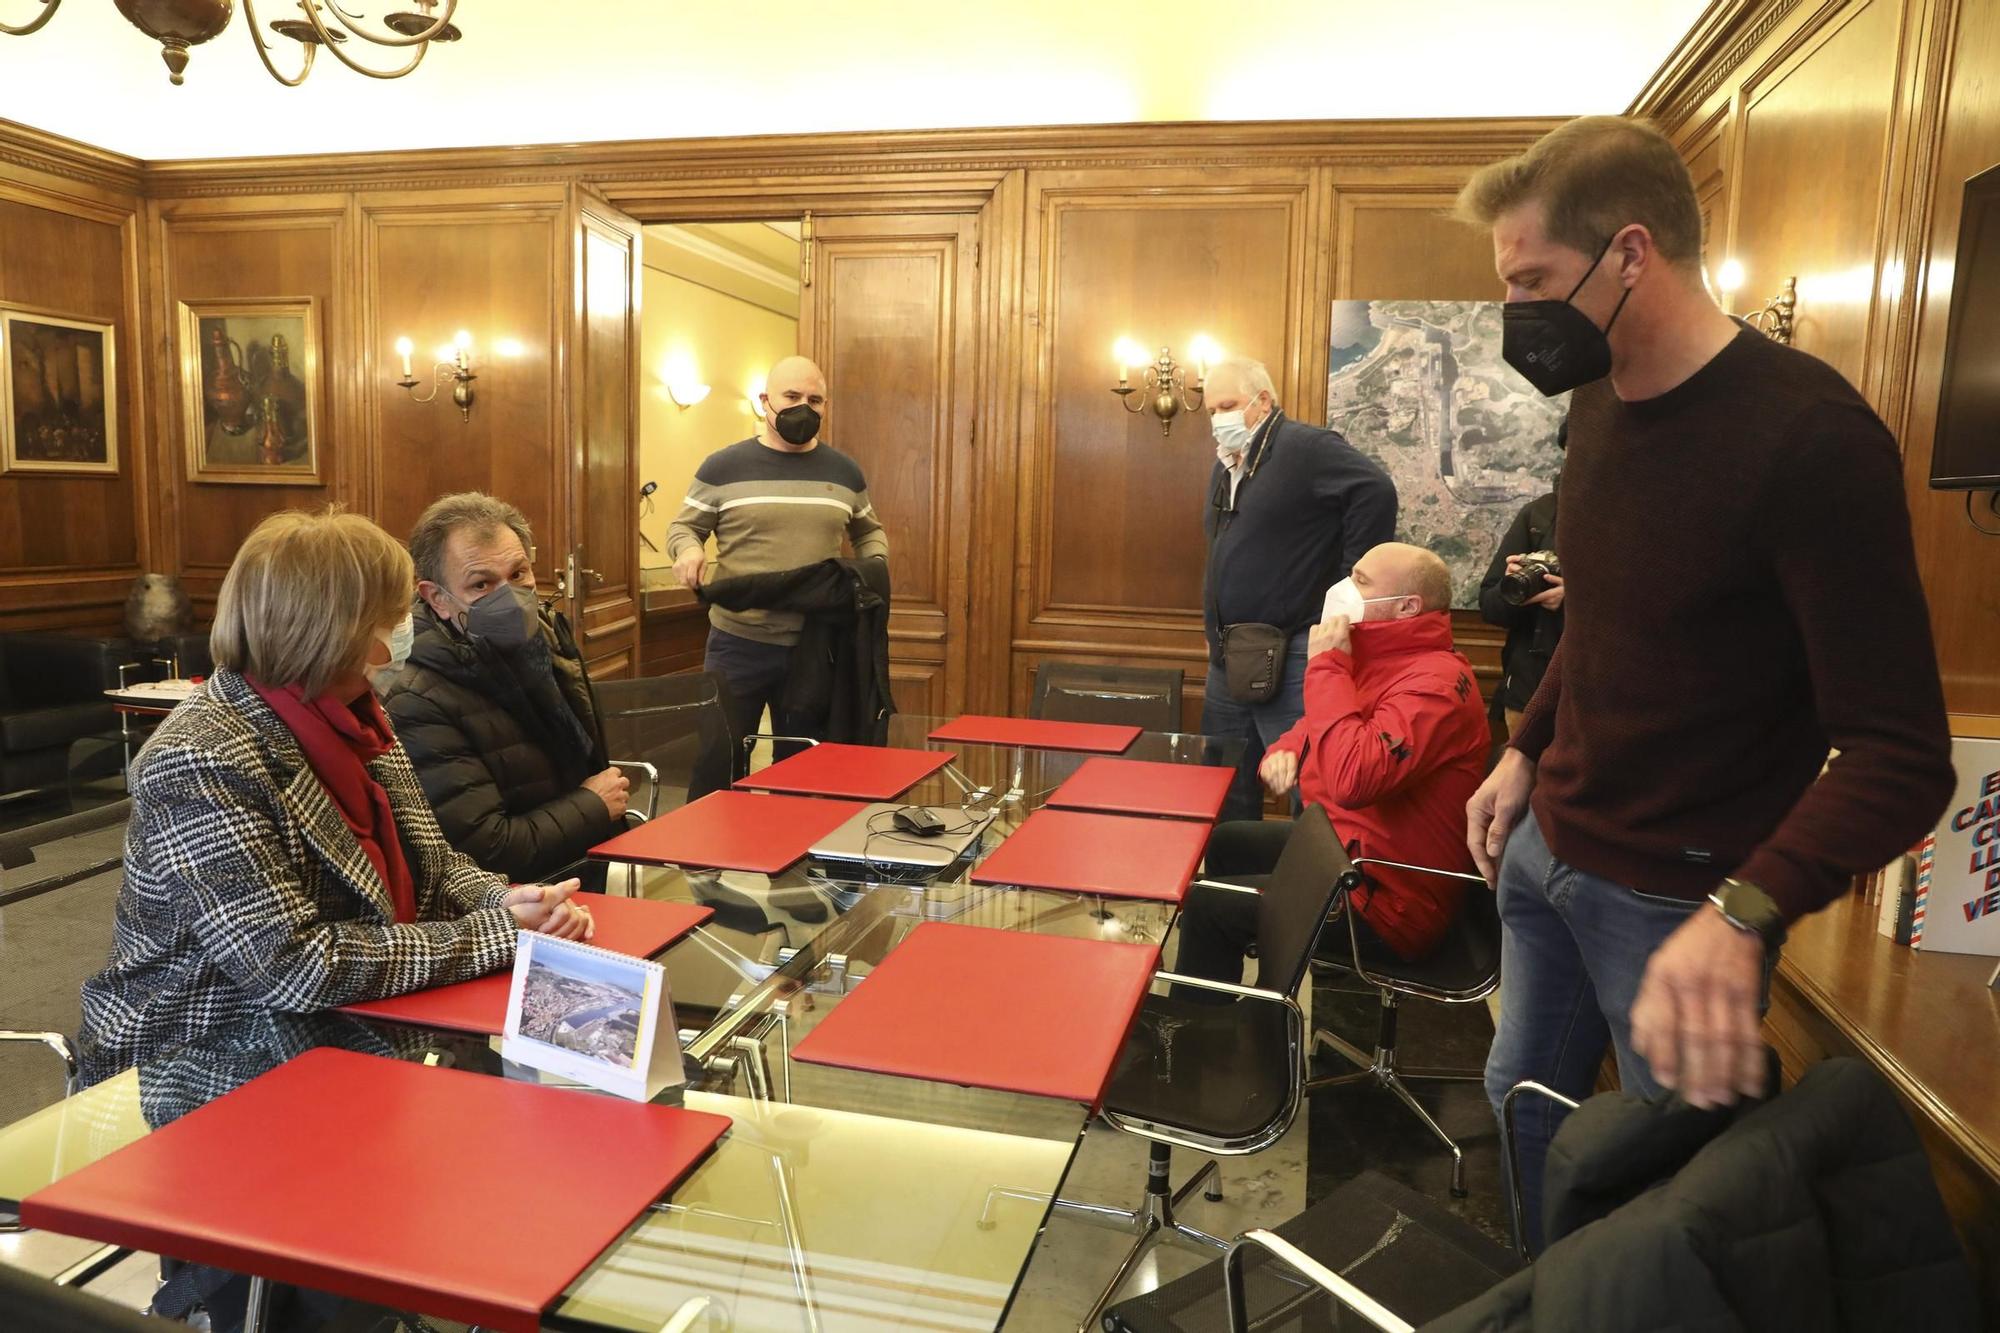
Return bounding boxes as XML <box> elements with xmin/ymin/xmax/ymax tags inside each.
<box><xmin>1321</xmin><ymin>577</ymin><xmax>1408</xmax><ymax>626</ymax></box>
<box><xmin>369</xmin><ymin>612</ymin><xmax>414</xmax><ymax>690</ymax></box>
<box><xmin>1211</xmin><ymin>396</ymin><xmax>1262</xmax><ymax>464</ymax></box>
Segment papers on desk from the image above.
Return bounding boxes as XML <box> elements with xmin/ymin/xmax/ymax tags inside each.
<box><xmin>501</xmin><ymin>932</ymin><xmax>685</xmax><ymax>1102</ymax></box>
<box><xmin>103</xmin><ymin>678</ymin><xmax>200</xmax><ymax>708</ymax></box>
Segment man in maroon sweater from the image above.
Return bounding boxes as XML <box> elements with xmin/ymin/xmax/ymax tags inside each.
<box><xmin>1457</xmin><ymin>116</ymin><xmax>1953</xmax><ymax>1248</ymax></box>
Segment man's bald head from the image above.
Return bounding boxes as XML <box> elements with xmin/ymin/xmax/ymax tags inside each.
<box><xmin>760</xmin><ymin>356</ymin><xmax>828</xmax><ymax>450</ymax></box>
<box><xmin>1352</xmin><ymin>542</ymin><xmax>1454</xmax><ymax>616</ymax></box>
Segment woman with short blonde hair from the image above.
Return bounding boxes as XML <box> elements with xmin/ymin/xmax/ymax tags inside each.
<box><xmin>80</xmin><ymin>507</ymin><xmax>591</xmax><ymax>1067</ymax></box>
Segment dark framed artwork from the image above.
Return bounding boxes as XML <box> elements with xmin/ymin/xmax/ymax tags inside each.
<box><xmin>0</xmin><ymin>305</ymin><xmax>119</xmax><ymax>476</ymax></box>
<box><xmin>178</xmin><ymin>297</ymin><xmax>323</xmax><ymax>486</ymax></box>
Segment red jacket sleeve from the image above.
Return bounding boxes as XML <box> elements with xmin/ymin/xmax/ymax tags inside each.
<box><xmin>1291</xmin><ymin>650</ymin><xmax>1473</xmax><ymax>809</ymax></box>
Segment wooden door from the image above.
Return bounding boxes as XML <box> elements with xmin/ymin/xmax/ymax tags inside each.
<box><xmin>798</xmin><ymin>213</ymin><xmax>979</xmax><ymax>717</ymax></box>
<box><xmin>565</xmin><ymin>187</ymin><xmax>642</xmax><ymax>678</ymax></box>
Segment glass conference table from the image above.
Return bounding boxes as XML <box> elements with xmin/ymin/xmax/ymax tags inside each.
<box><xmin>0</xmin><ymin>716</ymin><xmax>1243</xmax><ymax>1332</ymax></box>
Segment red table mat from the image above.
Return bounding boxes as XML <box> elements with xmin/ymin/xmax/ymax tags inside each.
<box><xmin>589</xmin><ymin>790</ymin><xmax>868</xmax><ymax>873</ymax></box>
<box><xmin>1044</xmin><ymin>757</ymin><xmax>1233</xmax><ymax>822</ymax></box>
<box><xmin>22</xmin><ymin>1049</ymin><xmax>731</xmax><ymax>1333</ymax></box>
<box><xmin>926</xmin><ymin>714</ymin><xmax>1140</xmax><ymax>755</ymax></box>
<box><xmin>339</xmin><ymin>894</ymin><xmax>713</xmax><ymax>1035</ymax></box>
<box><xmin>734</xmin><ymin>743</ymin><xmax>956</xmax><ymax>801</ymax></box>
<box><xmin>971</xmin><ymin>808</ymin><xmax>1208</xmax><ymax>903</ymax></box>
<box><xmin>792</xmin><ymin>922</ymin><xmax>1159</xmax><ymax>1108</ymax></box>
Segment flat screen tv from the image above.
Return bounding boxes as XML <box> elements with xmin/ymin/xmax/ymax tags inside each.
<box><xmin>1932</xmin><ymin>162</ymin><xmax>2000</xmax><ymax>490</ymax></box>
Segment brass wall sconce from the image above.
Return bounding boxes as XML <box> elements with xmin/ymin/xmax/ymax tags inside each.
<box><xmin>1111</xmin><ymin>337</ymin><xmax>1212</xmax><ymax>436</ymax></box>
<box><xmin>666</xmin><ymin>381</ymin><xmax>711</xmax><ymax>410</ymax></box>
<box><xmin>1746</xmin><ymin>276</ymin><xmax>1797</xmax><ymax>345</ymax></box>
<box><xmin>394</xmin><ymin>330</ymin><xmax>476</xmax><ymax>421</ymax></box>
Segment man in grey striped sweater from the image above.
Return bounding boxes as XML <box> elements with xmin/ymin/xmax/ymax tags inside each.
<box><xmin>667</xmin><ymin>356</ymin><xmax>889</xmax><ymax>797</ymax></box>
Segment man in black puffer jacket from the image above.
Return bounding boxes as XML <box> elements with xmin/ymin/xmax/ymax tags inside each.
<box><xmin>381</xmin><ymin>494</ymin><xmax>626</xmax><ymax>886</ymax></box>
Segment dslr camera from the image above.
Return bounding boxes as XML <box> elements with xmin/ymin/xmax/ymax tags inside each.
<box><xmin>1501</xmin><ymin>550</ymin><xmax>1562</xmax><ymax>606</ymax></box>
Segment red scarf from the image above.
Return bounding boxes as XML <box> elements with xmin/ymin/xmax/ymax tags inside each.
<box><xmin>249</xmin><ymin>677</ymin><xmax>417</xmax><ymax>925</ymax></box>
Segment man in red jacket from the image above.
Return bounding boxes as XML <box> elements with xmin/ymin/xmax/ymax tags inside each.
<box><xmin>1175</xmin><ymin>542</ymin><xmax>1490</xmax><ymax>987</ymax></box>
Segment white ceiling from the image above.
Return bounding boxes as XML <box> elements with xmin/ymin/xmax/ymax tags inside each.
<box><xmin>0</xmin><ymin>1</ymin><xmax>1710</xmax><ymax>161</ymax></box>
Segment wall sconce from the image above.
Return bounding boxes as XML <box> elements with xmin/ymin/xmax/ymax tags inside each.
<box><xmin>1112</xmin><ymin>338</ymin><xmax>1208</xmax><ymax>436</ymax></box>
<box><xmin>394</xmin><ymin>329</ymin><xmax>477</xmax><ymax>421</ymax></box>
<box><xmin>746</xmin><ymin>376</ymin><xmax>767</xmax><ymax>419</ymax></box>
<box><xmin>1713</xmin><ymin>257</ymin><xmax>1745</xmax><ymax>300</ymax></box>
<box><xmin>666</xmin><ymin>381</ymin><xmax>711</xmax><ymax>409</ymax></box>
<box><xmin>1745</xmin><ymin>276</ymin><xmax>1797</xmax><ymax>345</ymax></box>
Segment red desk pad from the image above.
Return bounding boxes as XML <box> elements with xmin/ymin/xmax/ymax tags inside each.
<box><xmin>970</xmin><ymin>808</ymin><xmax>1208</xmax><ymax>903</ymax></box>
<box><xmin>792</xmin><ymin>922</ymin><xmax>1159</xmax><ymax>1107</ymax></box>
<box><xmin>589</xmin><ymin>790</ymin><xmax>868</xmax><ymax>873</ymax></box>
<box><xmin>734</xmin><ymin>742</ymin><xmax>957</xmax><ymax>801</ymax></box>
<box><xmin>1045</xmin><ymin>757</ymin><xmax>1234</xmax><ymax>822</ymax></box>
<box><xmin>927</xmin><ymin>714</ymin><xmax>1141</xmax><ymax>755</ymax></box>
<box><xmin>338</xmin><ymin>894</ymin><xmax>713</xmax><ymax>1035</ymax></box>
<box><xmin>21</xmin><ymin>1048</ymin><xmax>731</xmax><ymax>1333</ymax></box>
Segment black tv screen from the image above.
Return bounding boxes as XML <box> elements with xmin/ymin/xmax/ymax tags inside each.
<box><xmin>1932</xmin><ymin>162</ymin><xmax>2000</xmax><ymax>489</ymax></box>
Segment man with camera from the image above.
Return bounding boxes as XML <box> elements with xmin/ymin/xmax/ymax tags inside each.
<box><xmin>1457</xmin><ymin>116</ymin><xmax>1954</xmax><ymax>1249</ymax></box>
<box><xmin>1479</xmin><ymin>446</ymin><xmax>1564</xmax><ymax>739</ymax></box>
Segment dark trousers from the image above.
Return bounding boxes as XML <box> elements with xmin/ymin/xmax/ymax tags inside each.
<box><xmin>1175</xmin><ymin>817</ymin><xmax>1391</xmax><ymax>998</ymax></box>
<box><xmin>689</xmin><ymin>626</ymin><xmax>808</xmax><ymax>803</ymax></box>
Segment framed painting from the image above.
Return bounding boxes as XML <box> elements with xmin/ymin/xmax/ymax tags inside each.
<box><xmin>0</xmin><ymin>306</ymin><xmax>119</xmax><ymax>476</ymax></box>
<box><xmin>178</xmin><ymin>297</ymin><xmax>323</xmax><ymax>486</ymax></box>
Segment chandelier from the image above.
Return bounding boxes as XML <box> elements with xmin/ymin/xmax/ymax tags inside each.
<box><xmin>1</xmin><ymin>0</ymin><xmax>460</xmax><ymax>87</ymax></box>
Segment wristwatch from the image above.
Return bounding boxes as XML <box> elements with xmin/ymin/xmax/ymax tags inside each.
<box><xmin>1708</xmin><ymin>878</ymin><xmax>1787</xmax><ymax>951</ymax></box>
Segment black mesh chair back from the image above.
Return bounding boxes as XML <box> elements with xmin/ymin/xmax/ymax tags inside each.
<box><xmin>1255</xmin><ymin>804</ymin><xmax>1362</xmax><ymax>999</ymax></box>
<box><xmin>593</xmin><ymin>672</ymin><xmax>730</xmax><ymax>818</ymax></box>
<box><xmin>1031</xmin><ymin>661</ymin><xmax>1183</xmax><ymax>731</ymax></box>
<box><xmin>1103</xmin><ymin>1170</ymin><xmax>1522</xmax><ymax>1333</ymax></box>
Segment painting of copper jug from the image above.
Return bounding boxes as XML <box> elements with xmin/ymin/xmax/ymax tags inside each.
<box><xmin>203</xmin><ymin>327</ymin><xmax>255</xmax><ymax>435</ymax></box>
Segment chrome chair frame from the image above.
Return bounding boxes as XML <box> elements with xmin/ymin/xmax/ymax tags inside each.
<box><xmin>1497</xmin><ymin>1079</ymin><xmax>1582</xmax><ymax>1258</ymax></box>
<box><xmin>1305</xmin><ymin>856</ymin><xmax>1497</xmax><ymax>1197</ymax></box>
<box><xmin>1223</xmin><ymin>1227</ymin><xmax>1414</xmax><ymax>1333</ymax></box>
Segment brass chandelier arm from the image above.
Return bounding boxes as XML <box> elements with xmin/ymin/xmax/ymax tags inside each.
<box><xmin>0</xmin><ymin>0</ymin><xmax>61</xmax><ymax>38</ymax></box>
<box><xmin>243</xmin><ymin>0</ymin><xmax>317</xmax><ymax>88</ymax></box>
<box><xmin>291</xmin><ymin>0</ymin><xmax>431</xmax><ymax>79</ymax></box>
<box><xmin>324</xmin><ymin>0</ymin><xmax>459</xmax><ymax>47</ymax></box>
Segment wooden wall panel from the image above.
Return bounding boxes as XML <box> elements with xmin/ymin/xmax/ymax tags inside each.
<box><xmin>1897</xmin><ymin>0</ymin><xmax>2000</xmax><ymax>717</ymax></box>
<box><xmin>153</xmin><ymin>203</ymin><xmax>345</xmax><ymax>610</ymax></box>
<box><xmin>570</xmin><ymin>197</ymin><xmax>642</xmax><ymax>677</ymax></box>
<box><xmin>361</xmin><ymin>195</ymin><xmax>566</xmax><ymax>554</ymax></box>
<box><xmin>801</xmin><ymin>214</ymin><xmax>977</xmax><ymax>713</ymax></box>
<box><xmin>0</xmin><ymin>182</ymin><xmax>146</xmax><ymax>632</ymax></box>
<box><xmin>1339</xmin><ymin>193</ymin><xmax>1504</xmax><ymax>302</ymax></box>
<box><xmin>1727</xmin><ymin>0</ymin><xmax>1901</xmax><ymax>395</ymax></box>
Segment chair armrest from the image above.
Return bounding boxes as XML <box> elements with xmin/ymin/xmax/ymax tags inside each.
<box><xmin>1192</xmin><ymin>878</ymin><xmax>1263</xmax><ymax>896</ymax></box>
<box><xmin>0</xmin><ymin>1031</ymin><xmax>79</xmax><ymax>1091</ymax></box>
<box><xmin>742</xmin><ymin>732</ymin><xmax>820</xmax><ymax>753</ymax></box>
<box><xmin>1224</xmin><ymin>1228</ymin><xmax>1413</xmax><ymax>1333</ymax></box>
<box><xmin>1350</xmin><ymin>856</ymin><xmax>1489</xmax><ymax>887</ymax></box>
<box><xmin>609</xmin><ymin>758</ymin><xmax>661</xmax><ymax>820</ymax></box>
<box><xmin>1500</xmin><ymin>1079</ymin><xmax>1582</xmax><ymax>1259</ymax></box>
<box><xmin>1152</xmin><ymin>970</ymin><xmax>1288</xmax><ymax>1005</ymax></box>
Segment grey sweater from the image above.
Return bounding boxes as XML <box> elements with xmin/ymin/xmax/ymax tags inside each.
<box><xmin>666</xmin><ymin>437</ymin><xmax>889</xmax><ymax>645</ymax></box>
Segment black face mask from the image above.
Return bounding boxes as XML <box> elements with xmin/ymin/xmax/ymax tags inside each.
<box><xmin>1502</xmin><ymin>235</ymin><xmax>1632</xmax><ymax>397</ymax></box>
<box><xmin>772</xmin><ymin>403</ymin><xmax>821</xmax><ymax>446</ymax></box>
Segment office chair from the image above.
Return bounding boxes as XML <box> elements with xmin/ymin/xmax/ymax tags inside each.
<box><xmin>1041</xmin><ymin>805</ymin><xmax>1360</xmax><ymax>1332</ymax></box>
<box><xmin>1306</xmin><ymin>858</ymin><xmax>1501</xmax><ymax>1197</ymax></box>
<box><xmin>1103</xmin><ymin>1168</ymin><xmax>1524</xmax><ymax>1333</ymax></box>
<box><xmin>593</xmin><ymin>671</ymin><xmax>731</xmax><ymax>819</ymax></box>
<box><xmin>1031</xmin><ymin>661</ymin><xmax>1184</xmax><ymax>732</ymax></box>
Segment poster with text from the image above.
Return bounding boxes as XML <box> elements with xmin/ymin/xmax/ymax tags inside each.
<box><xmin>1914</xmin><ymin>736</ymin><xmax>2000</xmax><ymax>957</ymax></box>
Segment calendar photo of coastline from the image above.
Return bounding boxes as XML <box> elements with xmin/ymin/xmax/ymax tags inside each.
<box><xmin>517</xmin><ymin>944</ymin><xmax>647</xmax><ymax>1070</ymax></box>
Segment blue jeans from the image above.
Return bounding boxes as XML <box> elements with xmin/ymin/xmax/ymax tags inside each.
<box><xmin>1482</xmin><ymin>811</ymin><xmax>1705</xmax><ymax>1253</ymax></box>
<box><xmin>1200</xmin><ymin>633</ymin><xmax>1309</xmax><ymax>823</ymax></box>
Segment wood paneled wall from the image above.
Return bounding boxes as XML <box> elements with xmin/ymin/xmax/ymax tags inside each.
<box><xmin>0</xmin><ymin>132</ymin><xmax>149</xmax><ymax>634</ymax></box>
<box><xmin>0</xmin><ymin>115</ymin><xmax>1547</xmax><ymax>704</ymax></box>
<box><xmin>1636</xmin><ymin>0</ymin><xmax>2000</xmax><ymax>723</ymax></box>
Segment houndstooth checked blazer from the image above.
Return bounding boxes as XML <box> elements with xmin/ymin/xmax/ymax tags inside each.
<box><xmin>78</xmin><ymin>667</ymin><xmax>519</xmax><ymax>1071</ymax></box>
